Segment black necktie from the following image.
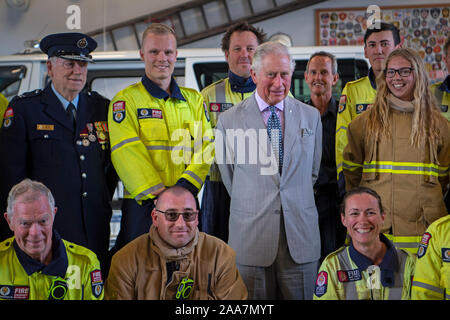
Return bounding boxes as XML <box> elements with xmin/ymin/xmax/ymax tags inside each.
<box><xmin>67</xmin><ymin>103</ymin><xmax>76</xmax><ymax>130</ymax></box>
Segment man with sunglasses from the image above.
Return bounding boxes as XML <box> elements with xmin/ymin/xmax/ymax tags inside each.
<box><xmin>105</xmin><ymin>186</ymin><xmax>247</xmax><ymax>300</ymax></box>
<box><xmin>0</xmin><ymin>33</ymin><xmax>117</xmax><ymax>275</ymax></box>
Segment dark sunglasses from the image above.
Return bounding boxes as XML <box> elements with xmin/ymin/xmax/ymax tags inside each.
<box><xmin>155</xmin><ymin>209</ymin><xmax>198</xmax><ymax>222</ymax></box>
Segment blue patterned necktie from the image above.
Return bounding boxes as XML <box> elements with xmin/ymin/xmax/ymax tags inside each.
<box><xmin>267</xmin><ymin>105</ymin><xmax>283</xmax><ymax>174</ymax></box>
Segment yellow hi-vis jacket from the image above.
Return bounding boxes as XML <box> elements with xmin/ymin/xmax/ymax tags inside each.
<box><xmin>335</xmin><ymin>72</ymin><xmax>377</xmax><ymax>185</ymax></box>
<box><xmin>201</xmin><ymin>78</ymin><xmax>254</xmax><ymax>181</ymax></box>
<box><xmin>343</xmin><ymin>102</ymin><xmax>450</xmax><ymax>254</ymax></box>
<box><xmin>0</xmin><ymin>93</ymin><xmax>8</xmax><ymax>128</ymax></box>
<box><xmin>412</xmin><ymin>215</ymin><xmax>450</xmax><ymax>300</ymax></box>
<box><xmin>108</xmin><ymin>78</ymin><xmax>214</xmax><ymax>203</ymax></box>
<box><xmin>0</xmin><ymin>234</ymin><xmax>103</xmax><ymax>300</ymax></box>
<box><xmin>313</xmin><ymin>235</ymin><xmax>415</xmax><ymax>300</ymax></box>
<box><xmin>430</xmin><ymin>76</ymin><xmax>450</xmax><ymax>122</ymax></box>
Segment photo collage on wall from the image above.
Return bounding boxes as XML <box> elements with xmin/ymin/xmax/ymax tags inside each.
<box><xmin>316</xmin><ymin>5</ymin><xmax>450</xmax><ymax>82</ymax></box>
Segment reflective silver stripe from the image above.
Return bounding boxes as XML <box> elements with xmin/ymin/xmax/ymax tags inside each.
<box><xmin>393</xmin><ymin>242</ymin><xmax>419</xmax><ymax>249</ymax></box>
<box><xmin>184</xmin><ymin>170</ymin><xmax>203</xmax><ymax>186</ymax></box>
<box><xmin>337</xmin><ymin>243</ymin><xmax>408</xmax><ymax>300</ymax></box>
<box><xmin>343</xmin><ymin>161</ymin><xmax>363</xmax><ymax>170</ymax></box>
<box><xmin>135</xmin><ymin>183</ymin><xmax>164</xmax><ymax>201</ymax></box>
<box><xmin>215</xmin><ymin>80</ymin><xmax>226</xmax><ymax>102</ymax></box>
<box><xmin>336</xmin><ymin>125</ymin><xmax>347</xmax><ymax>134</ymax></box>
<box><xmin>111</xmin><ymin>137</ymin><xmax>140</xmax><ymax>152</ymax></box>
<box><xmin>363</xmin><ymin>163</ymin><xmax>447</xmax><ymax>175</ymax></box>
<box><xmin>446</xmin><ymin>292</ymin><xmax>450</xmax><ymax>300</ymax></box>
<box><xmin>412</xmin><ymin>280</ymin><xmax>445</xmax><ymax>297</ymax></box>
<box><xmin>336</xmin><ymin>248</ymin><xmax>359</xmax><ymax>300</ymax></box>
<box><xmin>146</xmin><ymin>145</ymin><xmax>193</xmax><ymax>152</ymax></box>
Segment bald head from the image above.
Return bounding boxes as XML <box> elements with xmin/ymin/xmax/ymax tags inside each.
<box><xmin>156</xmin><ymin>186</ymin><xmax>196</xmax><ymax>210</ymax></box>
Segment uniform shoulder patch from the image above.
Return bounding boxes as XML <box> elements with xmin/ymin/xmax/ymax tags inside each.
<box><xmin>112</xmin><ymin>100</ymin><xmax>126</xmax><ymax>123</ymax></box>
<box><xmin>314</xmin><ymin>271</ymin><xmax>328</xmax><ymax>297</ymax></box>
<box><xmin>2</xmin><ymin>107</ymin><xmax>14</xmax><ymax>128</ymax></box>
<box><xmin>417</xmin><ymin>232</ymin><xmax>432</xmax><ymax>258</ymax></box>
<box><xmin>338</xmin><ymin>95</ymin><xmax>346</xmax><ymax>113</ymax></box>
<box><xmin>90</xmin><ymin>270</ymin><xmax>104</xmax><ymax>298</ymax></box>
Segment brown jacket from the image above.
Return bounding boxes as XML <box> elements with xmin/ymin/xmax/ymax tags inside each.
<box><xmin>343</xmin><ymin>98</ymin><xmax>450</xmax><ymax>237</ymax></box>
<box><xmin>105</xmin><ymin>226</ymin><xmax>247</xmax><ymax>300</ymax></box>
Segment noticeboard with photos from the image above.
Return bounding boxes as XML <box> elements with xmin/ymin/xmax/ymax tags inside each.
<box><xmin>316</xmin><ymin>4</ymin><xmax>450</xmax><ymax>82</ymax></box>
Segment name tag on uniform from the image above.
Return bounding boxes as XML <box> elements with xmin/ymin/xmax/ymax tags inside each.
<box><xmin>36</xmin><ymin>124</ymin><xmax>54</xmax><ymax>131</ymax></box>
<box><xmin>209</xmin><ymin>102</ymin><xmax>233</xmax><ymax>112</ymax></box>
<box><xmin>355</xmin><ymin>104</ymin><xmax>373</xmax><ymax>114</ymax></box>
<box><xmin>442</xmin><ymin>248</ymin><xmax>450</xmax><ymax>262</ymax></box>
<box><xmin>0</xmin><ymin>285</ymin><xmax>29</xmax><ymax>299</ymax></box>
<box><xmin>138</xmin><ymin>108</ymin><xmax>163</xmax><ymax>119</ymax></box>
<box><xmin>337</xmin><ymin>269</ymin><xmax>362</xmax><ymax>282</ymax></box>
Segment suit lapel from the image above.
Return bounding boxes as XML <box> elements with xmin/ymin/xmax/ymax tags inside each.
<box><xmin>280</xmin><ymin>97</ymin><xmax>302</xmax><ymax>178</ymax></box>
<box><xmin>41</xmin><ymin>86</ymin><xmax>75</xmax><ymax>132</ymax></box>
<box><xmin>283</xmin><ymin>97</ymin><xmax>300</xmax><ymax>158</ymax></box>
<box><xmin>243</xmin><ymin>95</ymin><xmax>269</xmax><ymax>157</ymax></box>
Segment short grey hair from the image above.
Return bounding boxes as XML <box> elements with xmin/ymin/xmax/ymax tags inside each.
<box><xmin>6</xmin><ymin>179</ymin><xmax>55</xmax><ymax>218</ymax></box>
<box><xmin>251</xmin><ymin>41</ymin><xmax>296</xmax><ymax>75</ymax></box>
<box><xmin>306</xmin><ymin>51</ymin><xmax>338</xmax><ymax>75</ymax></box>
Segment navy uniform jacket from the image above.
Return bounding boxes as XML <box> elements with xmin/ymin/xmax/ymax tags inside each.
<box><xmin>0</xmin><ymin>85</ymin><xmax>117</xmax><ymax>268</ymax></box>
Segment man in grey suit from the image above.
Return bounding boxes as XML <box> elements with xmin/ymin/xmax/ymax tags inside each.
<box><xmin>215</xmin><ymin>41</ymin><xmax>322</xmax><ymax>299</ymax></box>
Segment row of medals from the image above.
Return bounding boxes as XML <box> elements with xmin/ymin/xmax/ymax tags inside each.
<box><xmin>80</xmin><ymin>123</ymin><xmax>108</xmax><ymax>149</ymax></box>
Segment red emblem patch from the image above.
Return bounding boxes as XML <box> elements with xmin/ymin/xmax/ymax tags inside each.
<box><xmin>113</xmin><ymin>101</ymin><xmax>125</xmax><ymax>111</ymax></box>
<box><xmin>151</xmin><ymin>109</ymin><xmax>162</xmax><ymax>119</ymax></box>
<box><xmin>4</xmin><ymin>107</ymin><xmax>13</xmax><ymax>118</ymax></box>
<box><xmin>90</xmin><ymin>269</ymin><xmax>103</xmax><ymax>283</ymax></box>
<box><xmin>14</xmin><ymin>286</ymin><xmax>29</xmax><ymax>299</ymax></box>
<box><xmin>421</xmin><ymin>232</ymin><xmax>432</xmax><ymax>245</ymax></box>
<box><xmin>337</xmin><ymin>270</ymin><xmax>349</xmax><ymax>282</ymax></box>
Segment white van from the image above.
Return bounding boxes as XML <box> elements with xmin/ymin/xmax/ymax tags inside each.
<box><xmin>0</xmin><ymin>46</ymin><xmax>369</xmax><ymax>247</ymax></box>
<box><xmin>0</xmin><ymin>46</ymin><xmax>368</xmax><ymax>101</ymax></box>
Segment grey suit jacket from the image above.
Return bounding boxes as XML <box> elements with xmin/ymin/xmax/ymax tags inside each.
<box><xmin>215</xmin><ymin>94</ymin><xmax>322</xmax><ymax>267</ymax></box>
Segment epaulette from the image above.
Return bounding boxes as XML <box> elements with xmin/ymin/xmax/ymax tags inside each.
<box><xmin>0</xmin><ymin>237</ymin><xmax>15</xmax><ymax>252</ymax></box>
<box><xmin>345</xmin><ymin>76</ymin><xmax>370</xmax><ymax>87</ymax></box>
<box><xmin>431</xmin><ymin>215</ymin><xmax>450</xmax><ymax>230</ymax></box>
<box><xmin>63</xmin><ymin>239</ymin><xmax>99</xmax><ymax>264</ymax></box>
<box><xmin>325</xmin><ymin>245</ymin><xmax>347</xmax><ymax>260</ymax></box>
<box><xmin>11</xmin><ymin>89</ymin><xmax>43</xmax><ymax>102</ymax></box>
<box><xmin>201</xmin><ymin>78</ymin><xmax>227</xmax><ymax>93</ymax></box>
<box><xmin>87</xmin><ymin>90</ymin><xmax>109</xmax><ymax>102</ymax></box>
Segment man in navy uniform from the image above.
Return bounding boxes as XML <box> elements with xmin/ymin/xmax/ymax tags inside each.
<box><xmin>0</xmin><ymin>33</ymin><xmax>117</xmax><ymax>274</ymax></box>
